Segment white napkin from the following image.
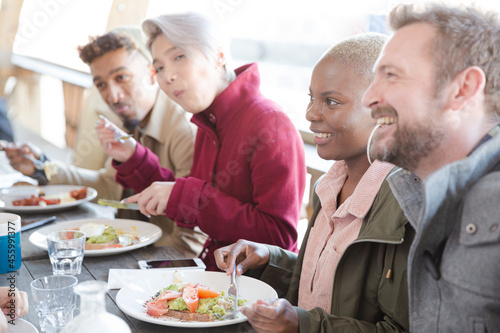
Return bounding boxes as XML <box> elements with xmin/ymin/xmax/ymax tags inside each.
<box><xmin>108</xmin><ymin>268</ymin><xmax>204</xmax><ymax>289</ymax></box>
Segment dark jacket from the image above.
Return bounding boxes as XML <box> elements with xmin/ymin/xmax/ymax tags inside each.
<box><xmin>259</xmin><ymin>176</ymin><xmax>414</xmax><ymax>332</ymax></box>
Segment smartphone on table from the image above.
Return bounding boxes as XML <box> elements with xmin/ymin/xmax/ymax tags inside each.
<box><xmin>137</xmin><ymin>258</ymin><xmax>206</xmax><ymax>270</ymax></box>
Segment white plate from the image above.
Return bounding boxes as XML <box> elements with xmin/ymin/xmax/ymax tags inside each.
<box><xmin>28</xmin><ymin>218</ymin><xmax>162</xmax><ymax>256</ymax></box>
<box><xmin>116</xmin><ymin>270</ymin><xmax>277</xmax><ymax>328</ymax></box>
<box><xmin>0</xmin><ymin>185</ymin><xmax>97</xmax><ymax>213</ymax></box>
<box><xmin>7</xmin><ymin>318</ymin><xmax>38</xmax><ymax>333</ymax></box>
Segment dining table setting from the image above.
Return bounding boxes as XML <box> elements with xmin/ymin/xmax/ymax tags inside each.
<box><xmin>0</xmin><ymin>152</ymin><xmax>263</xmax><ymax>332</ymax></box>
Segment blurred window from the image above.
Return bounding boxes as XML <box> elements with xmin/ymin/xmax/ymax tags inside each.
<box><xmin>13</xmin><ymin>0</ymin><xmax>112</xmax><ymax>72</ymax></box>
<box><xmin>11</xmin><ymin>0</ymin><xmax>500</xmax><ymax>134</ymax></box>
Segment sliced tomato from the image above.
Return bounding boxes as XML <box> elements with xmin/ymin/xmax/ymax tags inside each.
<box><xmin>157</xmin><ymin>290</ymin><xmax>182</xmax><ymax>301</ymax></box>
<box><xmin>182</xmin><ymin>286</ymin><xmax>199</xmax><ymax>313</ymax></box>
<box><xmin>146</xmin><ymin>300</ymin><xmax>169</xmax><ymax>317</ymax></box>
<box><xmin>60</xmin><ymin>231</ymin><xmax>75</xmax><ymax>240</ymax></box>
<box><xmin>70</xmin><ymin>187</ymin><xmax>87</xmax><ymax>200</ymax></box>
<box><xmin>39</xmin><ymin>197</ymin><xmax>61</xmax><ymax>205</ymax></box>
<box><xmin>197</xmin><ymin>286</ymin><xmax>220</xmax><ymax>299</ymax></box>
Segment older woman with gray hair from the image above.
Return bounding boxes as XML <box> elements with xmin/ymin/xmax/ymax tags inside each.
<box><xmin>96</xmin><ymin>12</ymin><xmax>306</xmax><ymax>271</ymax></box>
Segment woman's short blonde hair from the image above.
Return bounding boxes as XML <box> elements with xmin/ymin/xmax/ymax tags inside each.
<box><xmin>323</xmin><ymin>32</ymin><xmax>388</xmax><ymax>83</ymax></box>
<box><xmin>142</xmin><ymin>12</ymin><xmax>234</xmax><ymax>81</ymax></box>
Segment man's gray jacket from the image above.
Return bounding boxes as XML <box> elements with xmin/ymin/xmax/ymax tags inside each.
<box><xmin>388</xmin><ymin>133</ymin><xmax>500</xmax><ymax>332</ymax></box>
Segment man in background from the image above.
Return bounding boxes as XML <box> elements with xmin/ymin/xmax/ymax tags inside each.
<box><xmin>4</xmin><ymin>27</ymin><xmax>207</xmax><ymax>258</ymax></box>
<box><xmin>362</xmin><ymin>2</ymin><xmax>500</xmax><ymax>331</ymax></box>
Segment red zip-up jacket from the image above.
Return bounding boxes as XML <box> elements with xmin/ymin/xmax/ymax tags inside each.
<box><xmin>114</xmin><ymin>63</ymin><xmax>306</xmax><ymax>270</ymax></box>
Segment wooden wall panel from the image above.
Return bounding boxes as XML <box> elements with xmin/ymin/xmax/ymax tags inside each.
<box><xmin>0</xmin><ymin>0</ymin><xmax>24</xmax><ymax>95</ymax></box>
<box><xmin>63</xmin><ymin>82</ymin><xmax>87</xmax><ymax>149</ymax></box>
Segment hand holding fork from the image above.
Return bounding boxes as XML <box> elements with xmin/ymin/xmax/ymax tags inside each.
<box><xmin>98</xmin><ymin>115</ymin><xmax>132</xmax><ymax>143</ymax></box>
<box><xmin>220</xmin><ymin>264</ymin><xmax>239</xmax><ymax>320</ymax></box>
<box><xmin>1</xmin><ymin>140</ymin><xmax>45</xmax><ymax>173</ymax></box>
<box><xmin>95</xmin><ymin>115</ymin><xmax>137</xmax><ymax>163</ymax></box>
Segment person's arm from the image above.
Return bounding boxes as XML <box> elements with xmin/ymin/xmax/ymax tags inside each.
<box><xmin>3</xmin><ymin>142</ymin><xmax>50</xmax><ymax>185</ymax></box>
<box><xmin>258</xmin><ymin>245</ymin><xmax>298</xmax><ymax>298</ymax></box>
<box><xmin>166</xmin><ymin>112</ymin><xmax>306</xmax><ymax>252</ymax></box>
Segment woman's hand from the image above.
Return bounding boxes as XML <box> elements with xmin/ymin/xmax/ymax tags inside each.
<box><xmin>241</xmin><ymin>298</ymin><xmax>299</xmax><ymax>333</ymax></box>
<box><xmin>95</xmin><ymin>118</ymin><xmax>136</xmax><ymax>163</ymax></box>
<box><xmin>125</xmin><ymin>181</ymin><xmax>175</xmax><ymax>217</ymax></box>
<box><xmin>214</xmin><ymin>239</ymin><xmax>270</xmax><ymax>276</ymax></box>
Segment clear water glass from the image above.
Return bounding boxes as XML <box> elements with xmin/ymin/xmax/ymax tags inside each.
<box><xmin>47</xmin><ymin>230</ymin><xmax>85</xmax><ymax>275</ymax></box>
<box><xmin>30</xmin><ymin>275</ymin><xmax>78</xmax><ymax>333</ymax></box>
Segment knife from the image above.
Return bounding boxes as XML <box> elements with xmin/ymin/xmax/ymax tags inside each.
<box><xmin>97</xmin><ymin>199</ymin><xmax>140</xmax><ymax>210</ymax></box>
<box><xmin>21</xmin><ymin>216</ymin><xmax>56</xmax><ymax>231</ymax></box>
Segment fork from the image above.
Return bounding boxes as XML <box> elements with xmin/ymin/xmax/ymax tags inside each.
<box><xmin>112</xmin><ymin>131</ymin><xmax>132</xmax><ymax>142</ymax></box>
<box><xmin>22</xmin><ymin>154</ymin><xmax>45</xmax><ymax>170</ymax></box>
<box><xmin>98</xmin><ymin>115</ymin><xmax>132</xmax><ymax>142</ymax></box>
<box><xmin>221</xmin><ymin>264</ymin><xmax>238</xmax><ymax>320</ymax></box>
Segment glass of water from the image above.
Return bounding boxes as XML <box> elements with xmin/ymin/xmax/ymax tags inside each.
<box><xmin>47</xmin><ymin>230</ymin><xmax>86</xmax><ymax>275</ymax></box>
<box><xmin>30</xmin><ymin>275</ymin><xmax>78</xmax><ymax>333</ymax></box>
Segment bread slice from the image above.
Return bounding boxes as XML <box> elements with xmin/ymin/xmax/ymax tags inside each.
<box><xmin>85</xmin><ymin>238</ymin><xmax>119</xmax><ymax>250</ymax></box>
<box><xmin>161</xmin><ymin>309</ymin><xmax>215</xmax><ymax>322</ymax></box>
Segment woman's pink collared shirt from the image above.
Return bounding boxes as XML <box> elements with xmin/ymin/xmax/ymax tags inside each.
<box><xmin>298</xmin><ymin>160</ymin><xmax>394</xmax><ymax>312</ymax></box>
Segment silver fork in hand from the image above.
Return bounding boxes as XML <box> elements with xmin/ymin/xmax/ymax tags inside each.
<box><xmin>221</xmin><ymin>264</ymin><xmax>238</xmax><ymax>320</ymax></box>
<box><xmin>22</xmin><ymin>154</ymin><xmax>45</xmax><ymax>170</ymax></box>
<box><xmin>98</xmin><ymin>115</ymin><xmax>132</xmax><ymax>142</ymax></box>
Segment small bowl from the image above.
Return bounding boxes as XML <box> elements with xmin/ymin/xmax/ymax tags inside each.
<box><xmin>0</xmin><ymin>186</ymin><xmax>40</xmax><ymax>205</ymax></box>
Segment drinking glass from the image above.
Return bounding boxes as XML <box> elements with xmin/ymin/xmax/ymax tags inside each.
<box><xmin>47</xmin><ymin>230</ymin><xmax>86</xmax><ymax>275</ymax></box>
<box><xmin>30</xmin><ymin>275</ymin><xmax>78</xmax><ymax>333</ymax></box>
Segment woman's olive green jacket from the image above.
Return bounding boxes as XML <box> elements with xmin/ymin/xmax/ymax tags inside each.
<box><xmin>257</xmin><ymin>177</ymin><xmax>414</xmax><ymax>332</ymax></box>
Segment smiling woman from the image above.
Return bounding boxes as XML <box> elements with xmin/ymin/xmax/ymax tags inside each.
<box><xmin>213</xmin><ymin>33</ymin><xmax>415</xmax><ymax>333</ymax></box>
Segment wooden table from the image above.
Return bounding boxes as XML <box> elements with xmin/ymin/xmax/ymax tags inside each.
<box><xmin>0</xmin><ymin>204</ymin><xmax>256</xmax><ymax>332</ymax></box>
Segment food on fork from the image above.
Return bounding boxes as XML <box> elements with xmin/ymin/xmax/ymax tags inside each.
<box><xmin>146</xmin><ymin>282</ymin><xmax>245</xmax><ymax>322</ymax></box>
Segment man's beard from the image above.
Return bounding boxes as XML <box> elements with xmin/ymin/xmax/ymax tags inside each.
<box><xmin>122</xmin><ymin>117</ymin><xmax>140</xmax><ymax>132</ymax></box>
<box><xmin>111</xmin><ymin>100</ymin><xmax>140</xmax><ymax>132</ymax></box>
<box><xmin>370</xmin><ymin>107</ymin><xmax>445</xmax><ymax>172</ymax></box>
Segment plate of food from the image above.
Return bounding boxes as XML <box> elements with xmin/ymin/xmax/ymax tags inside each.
<box><xmin>0</xmin><ymin>185</ymin><xmax>97</xmax><ymax>213</ymax></box>
<box><xmin>28</xmin><ymin>218</ymin><xmax>162</xmax><ymax>256</ymax></box>
<box><xmin>116</xmin><ymin>270</ymin><xmax>277</xmax><ymax>328</ymax></box>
